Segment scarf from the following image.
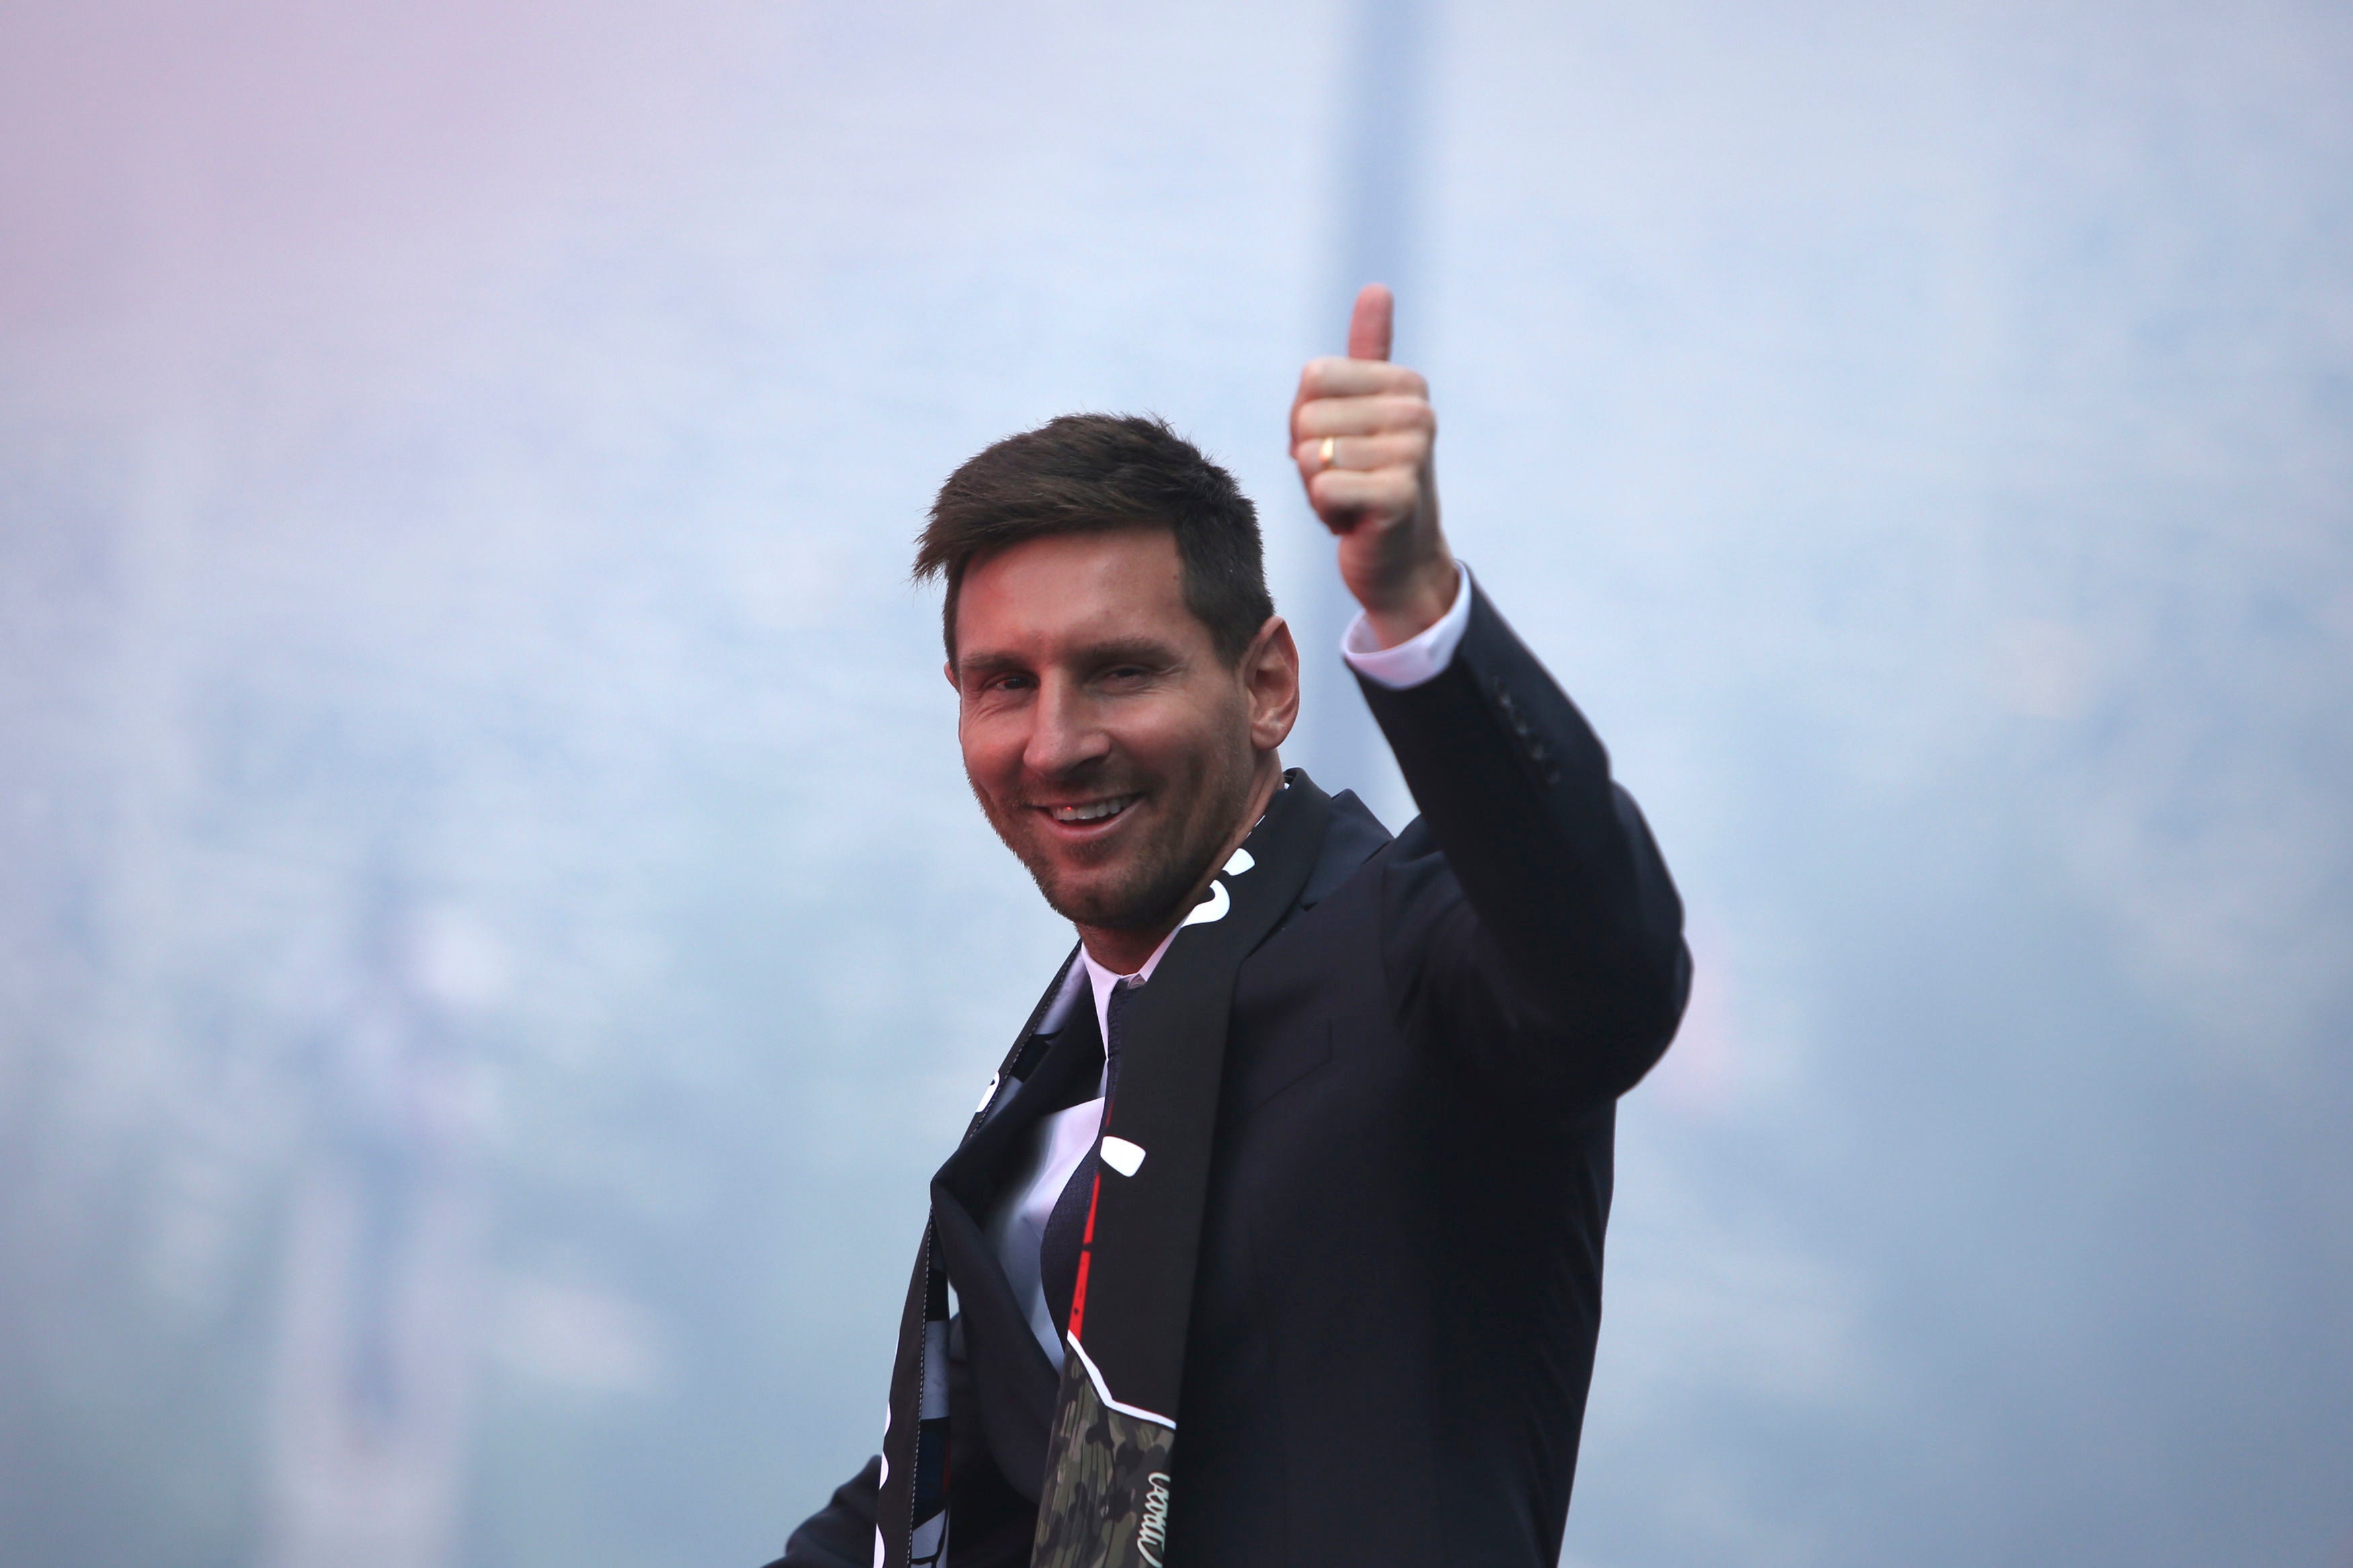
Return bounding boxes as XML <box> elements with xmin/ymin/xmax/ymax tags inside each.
<box><xmin>873</xmin><ymin>773</ymin><xmax>1330</xmax><ymax>1568</ymax></box>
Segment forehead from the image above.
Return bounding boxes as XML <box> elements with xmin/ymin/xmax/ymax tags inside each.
<box><xmin>953</xmin><ymin>528</ymin><xmax>1207</xmax><ymax>661</ymax></box>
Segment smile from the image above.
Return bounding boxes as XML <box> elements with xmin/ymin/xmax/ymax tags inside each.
<box><xmin>1045</xmin><ymin>794</ymin><xmax>1139</xmax><ymax>824</ymax></box>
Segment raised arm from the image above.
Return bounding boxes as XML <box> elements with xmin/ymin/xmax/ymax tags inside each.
<box><xmin>1292</xmin><ymin>286</ymin><xmax>1689</xmax><ymax>1100</ymax></box>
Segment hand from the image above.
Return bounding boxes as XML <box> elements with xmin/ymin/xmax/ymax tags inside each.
<box><xmin>1291</xmin><ymin>284</ymin><xmax>1458</xmax><ymax>648</ymax></box>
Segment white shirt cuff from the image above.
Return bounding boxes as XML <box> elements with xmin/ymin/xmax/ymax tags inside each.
<box><xmin>1340</xmin><ymin>563</ymin><xmax>1473</xmax><ymax>690</ymax></box>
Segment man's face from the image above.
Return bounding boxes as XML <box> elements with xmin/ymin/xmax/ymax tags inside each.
<box><xmin>949</xmin><ymin>528</ymin><xmax>1289</xmax><ymax>938</ymax></box>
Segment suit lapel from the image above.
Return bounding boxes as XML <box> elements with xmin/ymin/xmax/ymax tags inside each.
<box><xmin>930</xmin><ymin>997</ymin><xmax>1105</xmax><ymax>1501</ymax></box>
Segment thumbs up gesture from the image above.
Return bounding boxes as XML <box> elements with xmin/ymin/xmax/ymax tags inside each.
<box><xmin>1291</xmin><ymin>284</ymin><xmax>1460</xmax><ymax>647</ymax></box>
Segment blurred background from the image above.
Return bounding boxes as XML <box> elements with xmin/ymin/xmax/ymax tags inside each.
<box><xmin>3</xmin><ymin>1</ymin><xmax>2349</xmax><ymax>1564</ymax></box>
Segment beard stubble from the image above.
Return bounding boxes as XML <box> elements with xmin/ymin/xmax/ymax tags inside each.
<box><xmin>978</xmin><ymin>731</ymin><xmax>1258</xmax><ymax>936</ymax></box>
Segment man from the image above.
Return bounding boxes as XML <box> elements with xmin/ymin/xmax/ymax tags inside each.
<box><xmin>768</xmin><ymin>286</ymin><xmax>1689</xmax><ymax>1568</ymax></box>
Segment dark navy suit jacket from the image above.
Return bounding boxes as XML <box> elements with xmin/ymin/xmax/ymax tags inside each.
<box><xmin>770</xmin><ymin>584</ymin><xmax>1689</xmax><ymax>1568</ymax></box>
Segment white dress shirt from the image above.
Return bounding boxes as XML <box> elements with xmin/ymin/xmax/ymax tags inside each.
<box><xmin>984</xmin><ymin>565</ymin><xmax>1472</xmax><ymax>1364</ymax></box>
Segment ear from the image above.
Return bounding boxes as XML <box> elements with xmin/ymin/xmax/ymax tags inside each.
<box><xmin>945</xmin><ymin>659</ymin><xmax>969</xmax><ymax>746</ymax></box>
<box><xmin>1242</xmin><ymin>616</ymin><xmax>1300</xmax><ymax>753</ymax></box>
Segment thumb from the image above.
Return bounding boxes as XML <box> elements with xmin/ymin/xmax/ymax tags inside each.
<box><xmin>1347</xmin><ymin>283</ymin><xmax>1394</xmax><ymax>362</ymax></box>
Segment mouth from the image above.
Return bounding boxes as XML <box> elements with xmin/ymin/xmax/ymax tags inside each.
<box><xmin>1039</xmin><ymin>794</ymin><xmax>1140</xmax><ymax>826</ymax></box>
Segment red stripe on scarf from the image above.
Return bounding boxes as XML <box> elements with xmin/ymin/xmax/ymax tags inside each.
<box><xmin>1067</xmin><ymin>1172</ymin><xmax>1104</xmax><ymax>1336</ymax></box>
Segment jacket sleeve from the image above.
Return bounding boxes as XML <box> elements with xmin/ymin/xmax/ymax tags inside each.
<box><xmin>763</xmin><ymin>1455</ymin><xmax>880</xmax><ymax>1568</ymax></box>
<box><xmin>1358</xmin><ymin>579</ymin><xmax>1690</xmax><ymax>1102</ymax></box>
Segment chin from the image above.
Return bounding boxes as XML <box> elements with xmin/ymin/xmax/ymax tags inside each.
<box><xmin>1035</xmin><ymin>873</ymin><xmax>1150</xmax><ymax>932</ymax></box>
<box><xmin>1033</xmin><ymin>856</ymin><xmax>1185</xmax><ymax>934</ymax></box>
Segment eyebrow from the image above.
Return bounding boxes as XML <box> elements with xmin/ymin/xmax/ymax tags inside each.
<box><xmin>955</xmin><ymin>636</ymin><xmax>1186</xmax><ymax>682</ymax></box>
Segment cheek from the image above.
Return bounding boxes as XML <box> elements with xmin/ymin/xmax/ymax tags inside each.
<box><xmin>959</xmin><ymin>713</ymin><xmax>1021</xmax><ymax>794</ymax></box>
<box><xmin>1127</xmin><ymin>702</ymin><xmax>1244</xmax><ymax>789</ymax></box>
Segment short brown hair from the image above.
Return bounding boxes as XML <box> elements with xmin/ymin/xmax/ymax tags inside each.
<box><xmin>915</xmin><ymin>413</ymin><xmax>1274</xmax><ymax>663</ymax></box>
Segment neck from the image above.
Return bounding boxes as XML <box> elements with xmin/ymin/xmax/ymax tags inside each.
<box><xmin>1076</xmin><ymin>753</ymin><xmax>1285</xmax><ymax>973</ymax></box>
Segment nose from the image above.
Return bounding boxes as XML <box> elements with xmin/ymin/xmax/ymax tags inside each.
<box><xmin>1023</xmin><ymin>672</ymin><xmax>1111</xmax><ymax>780</ymax></box>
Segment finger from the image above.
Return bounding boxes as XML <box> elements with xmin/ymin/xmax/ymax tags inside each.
<box><xmin>1296</xmin><ymin>356</ymin><xmax>1427</xmax><ymax>401</ymax></box>
<box><xmin>1293</xmin><ymin>432</ymin><xmax>1429</xmax><ymax>475</ymax></box>
<box><xmin>1306</xmin><ymin>466</ymin><xmax>1418</xmax><ymax>532</ymax></box>
<box><xmin>1292</xmin><ymin>395</ymin><xmax>1437</xmax><ymax>441</ymax></box>
<box><xmin>1348</xmin><ymin>283</ymin><xmax>1394</xmax><ymax>362</ymax></box>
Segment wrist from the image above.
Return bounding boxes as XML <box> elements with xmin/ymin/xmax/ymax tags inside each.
<box><xmin>1361</xmin><ymin>550</ymin><xmax>1461</xmax><ymax>649</ymax></box>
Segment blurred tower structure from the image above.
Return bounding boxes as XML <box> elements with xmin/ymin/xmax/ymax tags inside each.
<box><xmin>1297</xmin><ymin>0</ymin><xmax>1434</xmax><ymax>829</ymax></box>
<box><xmin>262</xmin><ymin>880</ymin><xmax>486</xmax><ymax>1568</ymax></box>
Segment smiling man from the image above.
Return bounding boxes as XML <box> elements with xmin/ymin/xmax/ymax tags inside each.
<box><xmin>766</xmin><ymin>288</ymin><xmax>1690</xmax><ymax>1568</ymax></box>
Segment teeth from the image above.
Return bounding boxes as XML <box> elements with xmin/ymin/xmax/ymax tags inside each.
<box><xmin>1051</xmin><ymin>796</ymin><xmax>1133</xmax><ymax>823</ymax></box>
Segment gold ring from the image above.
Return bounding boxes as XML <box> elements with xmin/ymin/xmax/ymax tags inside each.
<box><xmin>1318</xmin><ymin>436</ymin><xmax>1337</xmax><ymax>470</ymax></box>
